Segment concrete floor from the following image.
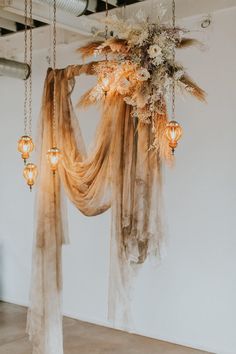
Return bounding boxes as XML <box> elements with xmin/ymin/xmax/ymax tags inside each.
<box><xmin>0</xmin><ymin>302</ymin><xmax>212</xmax><ymax>354</ymax></box>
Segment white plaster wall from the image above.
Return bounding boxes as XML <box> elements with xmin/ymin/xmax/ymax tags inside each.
<box><xmin>0</xmin><ymin>7</ymin><xmax>236</xmax><ymax>354</ymax></box>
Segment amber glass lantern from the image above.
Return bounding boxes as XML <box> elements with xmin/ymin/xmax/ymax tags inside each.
<box><xmin>101</xmin><ymin>76</ymin><xmax>110</xmax><ymax>92</ymax></box>
<box><xmin>23</xmin><ymin>163</ymin><xmax>37</xmax><ymax>191</ymax></box>
<box><xmin>47</xmin><ymin>147</ymin><xmax>61</xmax><ymax>174</ymax></box>
<box><xmin>18</xmin><ymin>135</ymin><xmax>34</xmax><ymax>164</ymax></box>
<box><xmin>165</xmin><ymin>121</ymin><xmax>183</xmax><ymax>155</ymax></box>
<box><xmin>99</xmin><ymin>73</ymin><xmax>110</xmax><ymax>94</ymax></box>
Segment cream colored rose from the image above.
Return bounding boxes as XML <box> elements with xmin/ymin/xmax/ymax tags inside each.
<box><xmin>136</xmin><ymin>68</ymin><xmax>150</xmax><ymax>81</ymax></box>
<box><xmin>147</xmin><ymin>44</ymin><xmax>162</xmax><ymax>58</ymax></box>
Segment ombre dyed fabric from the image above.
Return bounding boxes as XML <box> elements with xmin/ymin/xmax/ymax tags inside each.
<box><xmin>27</xmin><ymin>66</ymin><xmax>165</xmax><ymax>354</ymax></box>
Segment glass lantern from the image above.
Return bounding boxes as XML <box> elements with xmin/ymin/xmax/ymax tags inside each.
<box><xmin>99</xmin><ymin>73</ymin><xmax>110</xmax><ymax>94</ymax></box>
<box><xmin>165</xmin><ymin>121</ymin><xmax>183</xmax><ymax>155</ymax></box>
<box><xmin>23</xmin><ymin>163</ymin><xmax>37</xmax><ymax>191</ymax></box>
<box><xmin>18</xmin><ymin>135</ymin><xmax>34</xmax><ymax>163</ymax></box>
<box><xmin>47</xmin><ymin>147</ymin><xmax>61</xmax><ymax>174</ymax></box>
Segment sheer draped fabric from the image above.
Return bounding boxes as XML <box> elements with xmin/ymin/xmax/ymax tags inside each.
<box><xmin>27</xmin><ymin>67</ymin><xmax>164</xmax><ymax>354</ymax></box>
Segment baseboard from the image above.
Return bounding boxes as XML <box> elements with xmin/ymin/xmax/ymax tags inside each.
<box><xmin>0</xmin><ymin>296</ymin><xmax>28</xmax><ymax>308</ymax></box>
<box><xmin>63</xmin><ymin>310</ymin><xmax>221</xmax><ymax>354</ymax></box>
<box><xmin>0</xmin><ymin>297</ymin><xmax>228</xmax><ymax>354</ymax></box>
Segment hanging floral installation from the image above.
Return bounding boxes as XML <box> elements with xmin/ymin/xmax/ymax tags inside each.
<box><xmin>78</xmin><ymin>12</ymin><xmax>205</xmax><ymax>156</ymax></box>
<box><xmin>25</xmin><ymin>4</ymin><xmax>206</xmax><ymax>354</ymax></box>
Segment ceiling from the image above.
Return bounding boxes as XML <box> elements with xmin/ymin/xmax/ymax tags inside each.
<box><xmin>0</xmin><ymin>0</ymin><xmax>236</xmax><ymax>58</ymax></box>
<box><xmin>0</xmin><ymin>0</ymin><xmax>143</xmax><ymax>38</ymax></box>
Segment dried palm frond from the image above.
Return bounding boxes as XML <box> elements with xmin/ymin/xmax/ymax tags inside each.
<box><xmin>77</xmin><ymin>41</ymin><xmax>103</xmax><ymax>60</ymax></box>
<box><xmin>178</xmin><ymin>38</ymin><xmax>201</xmax><ymax>48</ymax></box>
<box><xmin>98</xmin><ymin>38</ymin><xmax>129</xmax><ymax>54</ymax></box>
<box><xmin>67</xmin><ymin>62</ymin><xmax>98</xmax><ymax>79</ymax></box>
<box><xmin>77</xmin><ymin>89</ymin><xmax>94</xmax><ymax>108</ymax></box>
<box><xmin>79</xmin><ymin>62</ymin><xmax>98</xmax><ymax>75</ymax></box>
<box><xmin>181</xmin><ymin>75</ymin><xmax>206</xmax><ymax>102</ymax></box>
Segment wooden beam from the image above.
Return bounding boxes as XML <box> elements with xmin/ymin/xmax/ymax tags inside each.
<box><xmin>0</xmin><ymin>9</ymin><xmax>34</xmax><ymax>26</ymax></box>
<box><xmin>0</xmin><ymin>16</ymin><xmax>16</xmax><ymax>31</ymax></box>
<box><xmin>101</xmin><ymin>0</ymin><xmax>117</xmax><ymax>7</ymax></box>
<box><xmin>3</xmin><ymin>0</ymin><xmax>97</xmax><ymax>36</ymax></box>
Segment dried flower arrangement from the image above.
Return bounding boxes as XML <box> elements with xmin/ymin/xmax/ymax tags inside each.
<box><xmin>77</xmin><ymin>10</ymin><xmax>206</xmax><ymax>155</ymax></box>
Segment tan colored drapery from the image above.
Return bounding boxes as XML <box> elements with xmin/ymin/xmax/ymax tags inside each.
<box><xmin>27</xmin><ymin>67</ymin><xmax>165</xmax><ymax>354</ymax></box>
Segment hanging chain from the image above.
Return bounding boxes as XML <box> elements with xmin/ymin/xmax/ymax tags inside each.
<box><xmin>24</xmin><ymin>0</ymin><xmax>28</xmax><ymax>135</ymax></box>
<box><xmin>23</xmin><ymin>0</ymin><xmax>33</xmax><ymax>136</ymax></box>
<box><xmin>47</xmin><ymin>2</ymin><xmax>52</xmax><ymax>66</ymax></box>
<box><xmin>123</xmin><ymin>0</ymin><xmax>126</xmax><ymax>20</ymax></box>
<box><xmin>29</xmin><ymin>0</ymin><xmax>33</xmax><ymax>137</ymax></box>
<box><xmin>103</xmin><ymin>0</ymin><xmax>109</xmax><ymax>98</ymax></box>
<box><xmin>53</xmin><ymin>0</ymin><xmax>56</xmax><ymax>72</ymax></box>
<box><xmin>171</xmin><ymin>0</ymin><xmax>176</xmax><ymax>121</ymax></box>
<box><xmin>172</xmin><ymin>0</ymin><xmax>176</xmax><ymax>28</ymax></box>
<box><xmin>52</xmin><ymin>0</ymin><xmax>57</xmax><ymax>147</ymax></box>
<box><xmin>105</xmin><ymin>0</ymin><xmax>108</xmax><ymax>41</ymax></box>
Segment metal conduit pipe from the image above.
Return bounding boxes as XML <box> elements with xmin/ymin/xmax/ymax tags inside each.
<box><xmin>36</xmin><ymin>0</ymin><xmax>88</xmax><ymax>16</ymax></box>
<box><xmin>0</xmin><ymin>58</ymin><xmax>30</xmax><ymax>80</ymax></box>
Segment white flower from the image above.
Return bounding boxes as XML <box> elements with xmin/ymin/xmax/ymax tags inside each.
<box><xmin>136</xmin><ymin>68</ymin><xmax>150</xmax><ymax>81</ymax></box>
<box><xmin>148</xmin><ymin>44</ymin><xmax>162</xmax><ymax>59</ymax></box>
<box><xmin>152</xmin><ymin>56</ymin><xmax>163</xmax><ymax>66</ymax></box>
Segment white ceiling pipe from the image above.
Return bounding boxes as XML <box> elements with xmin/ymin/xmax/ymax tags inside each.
<box><xmin>0</xmin><ymin>58</ymin><xmax>30</xmax><ymax>80</ymax></box>
<box><xmin>36</xmin><ymin>0</ymin><xmax>89</xmax><ymax>16</ymax></box>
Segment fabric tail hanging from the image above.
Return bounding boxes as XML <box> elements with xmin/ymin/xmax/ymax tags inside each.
<box><xmin>108</xmin><ymin>104</ymin><xmax>165</xmax><ymax>327</ymax></box>
<box><xmin>27</xmin><ymin>69</ymin><xmax>68</xmax><ymax>354</ymax></box>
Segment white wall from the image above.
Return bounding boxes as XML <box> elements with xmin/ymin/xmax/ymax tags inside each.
<box><xmin>0</xmin><ymin>7</ymin><xmax>236</xmax><ymax>354</ymax></box>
